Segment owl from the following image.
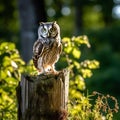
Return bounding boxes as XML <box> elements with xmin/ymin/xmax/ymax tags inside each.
<box><xmin>33</xmin><ymin>21</ymin><xmax>62</xmax><ymax>74</ymax></box>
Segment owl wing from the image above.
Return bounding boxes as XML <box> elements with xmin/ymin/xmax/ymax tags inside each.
<box><xmin>33</xmin><ymin>39</ymin><xmax>44</xmax><ymax>69</ymax></box>
<box><xmin>59</xmin><ymin>43</ymin><xmax>62</xmax><ymax>54</ymax></box>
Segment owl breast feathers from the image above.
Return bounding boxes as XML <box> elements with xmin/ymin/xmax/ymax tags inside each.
<box><xmin>32</xmin><ymin>21</ymin><xmax>62</xmax><ymax>74</ymax></box>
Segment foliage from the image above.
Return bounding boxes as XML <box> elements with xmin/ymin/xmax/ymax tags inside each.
<box><xmin>60</xmin><ymin>36</ymin><xmax>119</xmax><ymax>119</ymax></box>
<box><xmin>68</xmin><ymin>91</ymin><xmax>119</xmax><ymax>120</ymax></box>
<box><xmin>0</xmin><ymin>42</ymin><xmax>25</xmax><ymax>119</ymax></box>
<box><xmin>61</xmin><ymin>36</ymin><xmax>99</xmax><ymax>92</ymax></box>
<box><xmin>0</xmin><ymin>36</ymin><xmax>119</xmax><ymax>119</ymax></box>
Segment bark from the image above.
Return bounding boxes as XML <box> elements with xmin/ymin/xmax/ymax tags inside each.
<box><xmin>16</xmin><ymin>69</ymin><xmax>69</xmax><ymax>120</ymax></box>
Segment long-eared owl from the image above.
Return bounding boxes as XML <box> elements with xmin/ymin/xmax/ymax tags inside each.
<box><xmin>33</xmin><ymin>21</ymin><xmax>62</xmax><ymax>74</ymax></box>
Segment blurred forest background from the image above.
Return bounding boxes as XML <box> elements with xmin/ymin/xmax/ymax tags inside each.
<box><xmin>0</xmin><ymin>0</ymin><xmax>120</xmax><ymax>119</ymax></box>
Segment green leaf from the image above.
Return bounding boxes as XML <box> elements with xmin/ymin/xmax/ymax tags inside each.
<box><xmin>11</xmin><ymin>61</ymin><xmax>18</xmax><ymax>69</ymax></box>
<box><xmin>72</xmin><ymin>36</ymin><xmax>91</xmax><ymax>48</ymax></box>
<box><xmin>72</xmin><ymin>48</ymin><xmax>81</xmax><ymax>59</ymax></box>
<box><xmin>64</xmin><ymin>47</ymin><xmax>72</xmax><ymax>53</ymax></box>
<box><xmin>0</xmin><ymin>41</ymin><xmax>25</xmax><ymax>120</ymax></box>
<box><xmin>8</xmin><ymin>43</ymin><xmax>15</xmax><ymax>50</ymax></box>
<box><xmin>1</xmin><ymin>70</ymin><xmax>7</xmax><ymax>79</ymax></box>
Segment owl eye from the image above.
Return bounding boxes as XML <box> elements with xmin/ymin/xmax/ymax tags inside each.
<box><xmin>41</xmin><ymin>27</ymin><xmax>48</xmax><ymax>34</ymax></box>
<box><xmin>49</xmin><ymin>27</ymin><xmax>56</xmax><ymax>33</ymax></box>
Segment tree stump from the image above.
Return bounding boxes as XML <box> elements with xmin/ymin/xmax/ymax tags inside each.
<box><xmin>16</xmin><ymin>69</ymin><xmax>69</xmax><ymax>120</ymax></box>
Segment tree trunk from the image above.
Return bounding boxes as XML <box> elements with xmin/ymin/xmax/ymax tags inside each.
<box><xmin>18</xmin><ymin>0</ymin><xmax>36</xmax><ymax>62</ymax></box>
<box><xmin>16</xmin><ymin>69</ymin><xmax>69</xmax><ymax>120</ymax></box>
<box><xmin>98</xmin><ymin>0</ymin><xmax>114</xmax><ymax>26</ymax></box>
<box><xmin>74</xmin><ymin>0</ymin><xmax>84</xmax><ymax>35</ymax></box>
<box><xmin>33</xmin><ymin>0</ymin><xmax>47</xmax><ymax>24</ymax></box>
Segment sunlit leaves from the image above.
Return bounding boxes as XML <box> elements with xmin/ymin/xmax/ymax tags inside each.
<box><xmin>81</xmin><ymin>60</ymin><xmax>99</xmax><ymax>69</ymax></box>
<box><xmin>62</xmin><ymin>36</ymin><xmax>99</xmax><ymax>89</ymax></box>
<box><xmin>0</xmin><ymin>42</ymin><xmax>16</xmax><ymax>53</ymax></box>
<box><xmin>61</xmin><ymin>36</ymin><xmax>101</xmax><ymax>119</ymax></box>
<box><xmin>68</xmin><ymin>92</ymin><xmax>119</xmax><ymax>120</ymax></box>
<box><xmin>80</xmin><ymin>60</ymin><xmax>100</xmax><ymax>78</ymax></box>
<box><xmin>0</xmin><ymin>42</ymin><xmax>25</xmax><ymax>119</ymax></box>
<box><xmin>62</xmin><ymin>36</ymin><xmax>118</xmax><ymax>119</ymax></box>
<box><xmin>11</xmin><ymin>60</ymin><xmax>18</xmax><ymax>69</ymax></box>
<box><xmin>25</xmin><ymin>59</ymin><xmax>38</xmax><ymax>75</ymax></box>
<box><xmin>62</xmin><ymin>35</ymin><xmax>90</xmax><ymax>60</ymax></box>
<box><xmin>81</xmin><ymin>69</ymin><xmax>93</xmax><ymax>78</ymax></box>
<box><xmin>68</xmin><ymin>94</ymin><xmax>92</xmax><ymax>120</ymax></box>
<box><xmin>72</xmin><ymin>48</ymin><xmax>81</xmax><ymax>59</ymax></box>
<box><xmin>0</xmin><ymin>42</ymin><xmax>25</xmax><ymax>79</ymax></box>
<box><xmin>72</xmin><ymin>35</ymin><xmax>91</xmax><ymax>48</ymax></box>
<box><xmin>61</xmin><ymin>36</ymin><xmax>100</xmax><ymax>93</ymax></box>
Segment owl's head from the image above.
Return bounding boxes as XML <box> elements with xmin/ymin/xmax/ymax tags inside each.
<box><xmin>38</xmin><ymin>21</ymin><xmax>60</xmax><ymax>39</ymax></box>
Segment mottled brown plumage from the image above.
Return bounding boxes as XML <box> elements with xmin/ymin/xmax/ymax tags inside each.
<box><xmin>33</xmin><ymin>21</ymin><xmax>62</xmax><ymax>74</ymax></box>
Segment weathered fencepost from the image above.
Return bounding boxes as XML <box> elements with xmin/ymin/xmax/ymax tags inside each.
<box><xmin>16</xmin><ymin>69</ymin><xmax>69</xmax><ymax>120</ymax></box>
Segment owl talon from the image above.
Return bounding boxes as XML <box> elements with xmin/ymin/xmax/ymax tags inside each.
<box><xmin>46</xmin><ymin>71</ymin><xmax>58</xmax><ymax>75</ymax></box>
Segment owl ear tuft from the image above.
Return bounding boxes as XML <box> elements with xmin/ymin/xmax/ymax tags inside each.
<box><xmin>39</xmin><ymin>22</ymin><xmax>44</xmax><ymax>25</ymax></box>
<box><xmin>53</xmin><ymin>21</ymin><xmax>57</xmax><ymax>24</ymax></box>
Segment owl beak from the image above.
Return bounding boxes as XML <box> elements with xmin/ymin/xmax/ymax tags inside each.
<box><xmin>47</xmin><ymin>32</ymin><xmax>50</xmax><ymax>38</ymax></box>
